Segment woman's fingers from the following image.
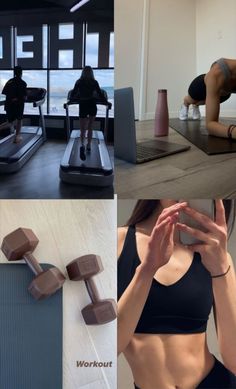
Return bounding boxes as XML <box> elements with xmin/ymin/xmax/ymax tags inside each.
<box><xmin>182</xmin><ymin>206</ymin><xmax>218</xmax><ymax>234</ymax></box>
<box><xmin>176</xmin><ymin>222</ymin><xmax>212</xmax><ymax>244</ymax></box>
<box><xmin>152</xmin><ymin>216</ymin><xmax>173</xmax><ymax>236</ymax></box>
<box><xmin>151</xmin><ymin>214</ymin><xmax>177</xmax><ymax>246</ymax></box>
<box><xmin>157</xmin><ymin>202</ymin><xmax>188</xmax><ymax>224</ymax></box>
<box><xmin>215</xmin><ymin>199</ymin><xmax>226</xmax><ymax>227</ymax></box>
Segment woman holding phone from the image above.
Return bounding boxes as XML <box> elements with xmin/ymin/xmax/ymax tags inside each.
<box><xmin>118</xmin><ymin>200</ymin><xmax>236</xmax><ymax>389</ymax></box>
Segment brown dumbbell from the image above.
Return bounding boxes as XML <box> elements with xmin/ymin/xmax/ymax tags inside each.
<box><xmin>66</xmin><ymin>254</ymin><xmax>117</xmax><ymax>325</ymax></box>
<box><xmin>1</xmin><ymin>227</ymin><xmax>66</xmax><ymax>300</ymax></box>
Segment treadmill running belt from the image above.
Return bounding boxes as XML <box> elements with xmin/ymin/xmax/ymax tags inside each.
<box><xmin>0</xmin><ymin>133</ymin><xmax>36</xmax><ymax>161</ymax></box>
<box><xmin>69</xmin><ymin>138</ymin><xmax>103</xmax><ymax>172</ymax></box>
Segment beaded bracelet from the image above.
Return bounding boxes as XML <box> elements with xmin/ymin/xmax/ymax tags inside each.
<box><xmin>211</xmin><ymin>265</ymin><xmax>231</xmax><ymax>278</ymax></box>
<box><xmin>228</xmin><ymin>125</ymin><xmax>236</xmax><ymax>139</ymax></box>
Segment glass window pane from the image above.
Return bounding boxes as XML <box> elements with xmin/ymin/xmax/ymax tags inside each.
<box><xmin>50</xmin><ymin>70</ymin><xmax>82</xmax><ymax>115</ymax></box>
<box><xmin>59</xmin><ymin>50</ymin><xmax>73</xmax><ymax>68</ymax></box>
<box><xmin>109</xmin><ymin>32</ymin><xmax>114</xmax><ymax>67</ymax></box>
<box><xmin>93</xmin><ymin>69</ymin><xmax>114</xmax><ymax>118</ymax></box>
<box><xmin>49</xmin><ymin>69</ymin><xmax>114</xmax><ymax>118</ymax></box>
<box><xmin>17</xmin><ymin>36</ymin><xmax>34</xmax><ymax>58</ymax></box>
<box><xmin>23</xmin><ymin>70</ymin><xmax>47</xmax><ymax>114</ymax></box>
<box><xmin>59</xmin><ymin>23</ymin><xmax>74</xmax><ymax>40</ymax></box>
<box><xmin>0</xmin><ymin>71</ymin><xmax>12</xmax><ymax>114</ymax></box>
<box><xmin>85</xmin><ymin>33</ymin><xmax>99</xmax><ymax>68</ymax></box>
<box><xmin>0</xmin><ymin>70</ymin><xmax>47</xmax><ymax>115</ymax></box>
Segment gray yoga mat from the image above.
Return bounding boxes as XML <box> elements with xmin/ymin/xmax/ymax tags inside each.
<box><xmin>170</xmin><ymin>118</ymin><xmax>236</xmax><ymax>155</ymax></box>
<box><xmin>0</xmin><ymin>264</ymin><xmax>63</xmax><ymax>389</ymax></box>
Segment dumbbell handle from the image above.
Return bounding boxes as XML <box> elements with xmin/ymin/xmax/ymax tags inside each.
<box><xmin>23</xmin><ymin>252</ymin><xmax>43</xmax><ymax>276</ymax></box>
<box><xmin>85</xmin><ymin>278</ymin><xmax>100</xmax><ymax>303</ymax></box>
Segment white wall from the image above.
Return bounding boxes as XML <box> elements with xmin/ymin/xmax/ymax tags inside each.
<box><xmin>115</xmin><ymin>0</ymin><xmax>196</xmax><ymax>120</ymax></box>
<box><xmin>117</xmin><ymin>200</ymin><xmax>236</xmax><ymax>389</ymax></box>
<box><xmin>196</xmin><ymin>0</ymin><xmax>236</xmax><ymax>117</ymax></box>
<box><xmin>145</xmin><ymin>0</ymin><xmax>196</xmax><ymax>119</ymax></box>
<box><xmin>115</xmin><ymin>0</ymin><xmax>144</xmax><ymax>119</ymax></box>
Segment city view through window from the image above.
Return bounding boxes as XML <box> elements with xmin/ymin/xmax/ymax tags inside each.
<box><xmin>0</xmin><ymin>24</ymin><xmax>114</xmax><ymax>118</ymax></box>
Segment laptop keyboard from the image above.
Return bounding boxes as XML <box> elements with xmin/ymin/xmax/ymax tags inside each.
<box><xmin>136</xmin><ymin>144</ymin><xmax>166</xmax><ymax>160</ymax></box>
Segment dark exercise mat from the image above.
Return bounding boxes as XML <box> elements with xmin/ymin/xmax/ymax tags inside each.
<box><xmin>170</xmin><ymin>118</ymin><xmax>236</xmax><ymax>155</ymax></box>
<box><xmin>0</xmin><ymin>264</ymin><xmax>63</xmax><ymax>389</ymax></box>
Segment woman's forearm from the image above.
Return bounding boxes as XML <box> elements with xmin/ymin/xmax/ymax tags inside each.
<box><xmin>206</xmin><ymin>120</ymin><xmax>230</xmax><ymax>138</ymax></box>
<box><xmin>118</xmin><ymin>264</ymin><xmax>154</xmax><ymax>355</ymax></box>
<box><xmin>213</xmin><ymin>258</ymin><xmax>236</xmax><ymax>373</ymax></box>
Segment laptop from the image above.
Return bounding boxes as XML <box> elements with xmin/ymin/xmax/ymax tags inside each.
<box><xmin>115</xmin><ymin>87</ymin><xmax>190</xmax><ymax>163</ymax></box>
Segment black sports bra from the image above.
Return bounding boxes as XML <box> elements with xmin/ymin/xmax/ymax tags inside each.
<box><xmin>118</xmin><ymin>226</ymin><xmax>214</xmax><ymax>334</ymax></box>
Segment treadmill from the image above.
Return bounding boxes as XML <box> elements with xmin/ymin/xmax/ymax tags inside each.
<box><xmin>0</xmin><ymin>87</ymin><xmax>47</xmax><ymax>173</ymax></box>
<box><xmin>60</xmin><ymin>89</ymin><xmax>114</xmax><ymax>186</ymax></box>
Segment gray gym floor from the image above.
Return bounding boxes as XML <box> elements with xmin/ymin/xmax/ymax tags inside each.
<box><xmin>0</xmin><ymin>140</ymin><xmax>114</xmax><ymax>199</ymax></box>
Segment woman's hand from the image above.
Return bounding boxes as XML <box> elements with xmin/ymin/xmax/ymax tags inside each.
<box><xmin>176</xmin><ymin>200</ymin><xmax>229</xmax><ymax>275</ymax></box>
<box><xmin>141</xmin><ymin>202</ymin><xmax>188</xmax><ymax>276</ymax></box>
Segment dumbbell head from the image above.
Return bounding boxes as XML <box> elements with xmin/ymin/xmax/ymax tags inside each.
<box><xmin>81</xmin><ymin>299</ymin><xmax>117</xmax><ymax>325</ymax></box>
<box><xmin>1</xmin><ymin>227</ymin><xmax>65</xmax><ymax>300</ymax></box>
<box><xmin>66</xmin><ymin>254</ymin><xmax>103</xmax><ymax>280</ymax></box>
<box><xmin>1</xmin><ymin>227</ymin><xmax>39</xmax><ymax>261</ymax></box>
<box><xmin>66</xmin><ymin>254</ymin><xmax>117</xmax><ymax>325</ymax></box>
<box><xmin>29</xmin><ymin>267</ymin><xmax>66</xmax><ymax>300</ymax></box>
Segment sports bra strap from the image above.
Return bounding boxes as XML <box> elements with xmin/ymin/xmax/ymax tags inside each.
<box><xmin>118</xmin><ymin>225</ymin><xmax>136</xmax><ymax>261</ymax></box>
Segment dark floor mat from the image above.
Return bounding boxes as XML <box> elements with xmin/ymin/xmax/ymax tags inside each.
<box><xmin>69</xmin><ymin>138</ymin><xmax>102</xmax><ymax>169</ymax></box>
<box><xmin>170</xmin><ymin>118</ymin><xmax>236</xmax><ymax>155</ymax></box>
<box><xmin>0</xmin><ymin>264</ymin><xmax>62</xmax><ymax>389</ymax></box>
<box><xmin>0</xmin><ymin>133</ymin><xmax>36</xmax><ymax>159</ymax></box>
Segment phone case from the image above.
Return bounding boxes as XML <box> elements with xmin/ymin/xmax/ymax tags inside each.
<box><xmin>179</xmin><ymin>200</ymin><xmax>215</xmax><ymax>245</ymax></box>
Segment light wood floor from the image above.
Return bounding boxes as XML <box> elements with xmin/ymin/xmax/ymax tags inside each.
<box><xmin>115</xmin><ymin>120</ymin><xmax>236</xmax><ymax>199</ymax></box>
<box><xmin>0</xmin><ymin>200</ymin><xmax>117</xmax><ymax>389</ymax></box>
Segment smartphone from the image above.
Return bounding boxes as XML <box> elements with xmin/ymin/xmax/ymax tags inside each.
<box><xmin>179</xmin><ymin>199</ymin><xmax>215</xmax><ymax>245</ymax></box>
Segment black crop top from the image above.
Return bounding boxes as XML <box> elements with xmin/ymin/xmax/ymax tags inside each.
<box><xmin>118</xmin><ymin>226</ymin><xmax>214</xmax><ymax>334</ymax></box>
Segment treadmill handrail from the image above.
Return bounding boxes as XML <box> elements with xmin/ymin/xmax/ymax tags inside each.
<box><xmin>33</xmin><ymin>97</ymin><xmax>46</xmax><ymax>107</ymax></box>
<box><xmin>0</xmin><ymin>98</ymin><xmax>46</xmax><ymax>108</ymax></box>
<box><xmin>26</xmin><ymin>87</ymin><xmax>47</xmax><ymax>106</ymax></box>
<box><xmin>64</xmin><ymin>99</ymin><xmax>111</xmax><ymax>108</ymax></box>
<box><xmin>0</xmin><ymin>88</ymin><xmax>47</xmax><ymax>107</ymax></box>
<box><xmin>63</xmin><ymin>88</ymin><xmax>112</xmax><ymax>109</ymax></box>
<box><xmin>25</xmin><ymin>88</ymin><xmax>47</xmax><ymax>142</ymax></box>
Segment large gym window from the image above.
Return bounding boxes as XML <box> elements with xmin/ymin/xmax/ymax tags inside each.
<box><xmin>86</xmin><ymin>33</ymin><xmax>99</xmax><ymax>68</ymax></box>
<box><xmin>0</xmin><ymin>22</ymin><xmax>114</xmax><ymax>118</ymax></box>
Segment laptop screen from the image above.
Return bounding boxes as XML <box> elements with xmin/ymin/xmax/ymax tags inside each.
<box><xmin>114</xmin><ymin>87</ymin><xmax>137</xmax><ymax>163</ymax></box>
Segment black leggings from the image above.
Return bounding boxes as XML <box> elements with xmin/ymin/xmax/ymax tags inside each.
<box><xmin>134</xmin><ymin>357</ymin><xmax>236</xmax><ymax>389</ymax></box>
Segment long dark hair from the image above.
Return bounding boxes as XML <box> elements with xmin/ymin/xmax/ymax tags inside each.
<box><xmin>126</xmin><ymin>200</ymin><xmax>235</xmax><ymax>237</ymax></box>
<box><xmin>80</xmin><ymin>66</ymin><xmax>95</xmax><ymax>80</ymax></box>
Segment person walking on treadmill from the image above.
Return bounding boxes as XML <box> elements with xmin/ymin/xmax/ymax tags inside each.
<box><xmin>71</xmin><ymin>66</ymin><xmax>106</xmax><ymax>161</ymax></box>
<box><xmin>0</xmin><ymin>66</ymin><xmax>27</xmax><ymax>143</ymax></box>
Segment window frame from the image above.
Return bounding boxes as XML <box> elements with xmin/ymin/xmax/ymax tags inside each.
<box><xmin>0</xmin><ymin>23</ymin><xmax>114</xmax><ymax>117</ymax></box>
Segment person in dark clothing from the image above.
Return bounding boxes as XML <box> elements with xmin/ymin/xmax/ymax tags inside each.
<box><xmin>118</xmin><ymin>200</ymin><xmax>236</xmax><ymax>389</ymax></box>
<box><xmin>71</xmin><ymin>66</ymin><xmax>106</xmax><ymax>161</ymax></box>
<box><xmin>0</xmin><ymin>66</ymin><xmax>27</xmax><ymax>143</ymax></box>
